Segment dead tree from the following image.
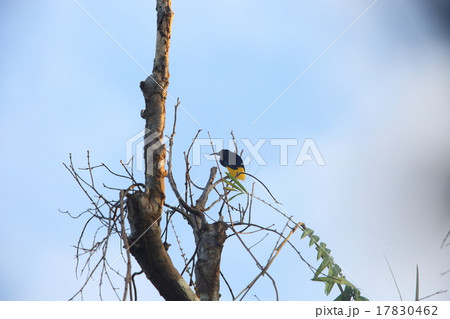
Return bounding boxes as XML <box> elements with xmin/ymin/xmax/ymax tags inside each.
<box><xmin>64</xmin><ymin>0</ymin><xmax>367</xmax><ymax>301</ymax></box>
<box><xmin>126</xmin><ymin>0</ymin><xmax>198</xmax><ymax>301</ymax></box>
<box><xmin>124</xmin><ymin>0</ymin><xmax>230</xmax><ymax>301</ymax></box>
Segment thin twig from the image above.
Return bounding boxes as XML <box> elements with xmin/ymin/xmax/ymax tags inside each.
<box><xmin>234</xmin><ymin>222</ymin><xmax>302</xmax><ymax>300</ymax></box>
<box><xmin>120</xmin><ymin>190</ymin><xmax>132</xmax><ymax>301</ymax></box>
<box><xmin>220</xmin><ymin>271</ymin><xmax>235</xmax><ymax>300</ymax></box>
<box><xmin>131</xmin><ymin>270</ymin><xmax>144</xmax><ymax>301</ymax></box>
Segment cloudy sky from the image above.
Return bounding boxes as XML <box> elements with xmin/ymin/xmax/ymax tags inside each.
<box><xmin>1</xmin><ymin>0</ymin><xmax>449</xmax><ymax>301</ymax></box>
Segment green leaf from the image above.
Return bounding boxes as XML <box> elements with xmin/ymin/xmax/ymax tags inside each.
<box><xmin>301</xmin><ymin>228</ymin><xmax>314</xmax><ymax>239</ymax></box>
<box><xmin>232</xmin><ymin>177</ymin><xmax>247</xmax><ymax>193</ymax></box>
<box><xmin>223</xmin><ymin>178</ymin><xmax>243</xmax><ymax>192</ymax></box>
<box><xmin>329</xmin><ymin>264</ymin><xmax>341</xmax><ymax>277</ymax></box>
<box><xmin>228</xmin><ymin>192</ymin><xmax>243</xmax><ymax>201</ymax></box>
<box><xmin>314</xmin><ymin>255</ymin><xmax>331</xmax><ymax>277</ymax></box>
<box><xmin>334</xmin><ymin>277</ymin><xmax>354</xmax><ymax>287</ymax></box>
<box><xmin>225</xmin><ymin>172</ymin><xmax>247</xmax><ymax>192</ymax></box>
<box><xmin>355</xmin><ymin>295</ymin><xmax>369</xmax><ymax>301</ymax></box>
<box><xmin>309</xmin><ymin>235</ymin><xmax>320</xmax><ymax>247</ymax></box>
<box><xmin>222</xmin><ymin>177</ymin><xmax>237</xmax><ymax>187</ymax></box>
<box><xmin>334</xmin><ymin>293</ymin><xmax>345</xmax><ymax>301</ymax></box>
<box><xmin>317</xmin><ymin>242</ymin><xmax>327</xmax><ymax>259</ymax></box>
<box><xmin>324</xmin><ymin>281</ymin><xmax>335</xmax><ymax>296</ymax></box>
<box><xmin>334</xmin><ymin>285</ymin><xmax>353</xmax><ymax>301</ymax></box>
<box><xmin>333</xmin><ymin>282</ymin><xmax>369</xmax><ymax>301</ymax></box>
<box><xmin>311</xmin><ymin>276</ymin><xmax>335</xmax><ymax>284</ymax></box>
<box><xmin>314</xmin><ymin>275</ymin><xmax>355</xmax><ymax>288</ymax></box>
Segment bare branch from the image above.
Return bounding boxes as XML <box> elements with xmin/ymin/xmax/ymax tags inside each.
<box><xmin>233</xmin><ymin>222</ymin><xmax>302</xmax><ymax>300</ymax></box>
<box><xmin>120</xmin><ymin>190</ymin><xmax>133</xmax><ymax>301</ymax></box>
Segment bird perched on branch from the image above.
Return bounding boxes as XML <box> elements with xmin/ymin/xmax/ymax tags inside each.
<box><xmin>211</xmin><ymin>148</ymin><xmax>282</xmax><ymax>204</ymax></box>
<box><xmin>211</xmin><ymin>149</ymin><xmax>245</xmax><ymax>180</ymax></box>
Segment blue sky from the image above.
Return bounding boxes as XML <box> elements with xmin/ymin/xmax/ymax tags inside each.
<box><xmin>1</xmin><ymin>0</ymin><xmax>449</xmax><ymax>301</ymax></box>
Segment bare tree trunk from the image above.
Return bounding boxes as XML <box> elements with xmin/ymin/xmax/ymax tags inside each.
<box><xmin>127</xmin><ymin>0</ymin><xmax>198</xmax><ymax>301</ymax></box>
<box><xmin>127</xmin><ymin>192</ymin><xmax>198</xmax><ymax>301</ymax></box>
<box><xmin>194</xmin><ymin>221</ymin><xmax>228</xmax><ymax>301</ymax></box>
<box><xmin>126</xmin><ymin>0</ymin><xmax>229</xmax><ymax>301</ymax></box>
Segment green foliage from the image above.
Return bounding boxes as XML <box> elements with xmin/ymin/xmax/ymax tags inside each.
<box><xmin>333</xmin><ymin>285</ymin><xmax>369</xmax><ymax>301</ymax></box>
<box><xmin>224</xmin><ymin>172</ymin><xmax>247</xmax><ymax>194</ymax></box>
<box><xmin>300</xmin><ymin>226</ymin><xmax>368</xmax><ymax>301</ymax></box>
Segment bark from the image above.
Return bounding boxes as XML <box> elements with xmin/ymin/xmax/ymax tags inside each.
<box><xmin>127</xmin><ymin>0</ymin><xmax>228</xmax><ymax>301</ymax></box>
<box><xmin>140</xmin><ymin>0</ymin><xmax>172</xmax><ymax>189</ymax></box>
<box><xmin>194</xmin><ymin>221</ymin><xmax>228</xmax><ymax>301</ymax></box>
<box><xmin>127</xmin><ymin>191</ymin><xmax>198</xmax><ymax>301</ymax></box>
<box><xmin>127</xmin><ymin>0</ymin><xmax>198</xmax><ymax>301</ymax></box>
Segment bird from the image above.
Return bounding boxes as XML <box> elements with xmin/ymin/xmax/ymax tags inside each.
<box><xmin>211</xmin><ymin>149</ymin><xmax>246</xmax><ymax>180</ymax></box>
<box><xmin>211</xmin><ymin>148</ymin><xmax>282</xmax><ymax>204</ymax></box>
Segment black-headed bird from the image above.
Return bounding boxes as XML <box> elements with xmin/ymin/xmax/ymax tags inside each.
<box><xmin>211</xmin><ymin>149</ymin><xmax>245</xmax><ymax>180</ymax></box>
<box><xmin>211</xmin><ymin>148</ymin><xmax>281</xmax><ymax>204</ymax></box>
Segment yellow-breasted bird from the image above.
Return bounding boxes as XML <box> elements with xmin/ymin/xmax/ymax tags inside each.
<box><xmin>212</xmin><ymin>148</ymin><xmax>282</xmax><ymax>204</ymax></box>
<box><xmin>211</xmin><ymin>149</ymin><xmax>246</xmax><ymax>180</ymax></box>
